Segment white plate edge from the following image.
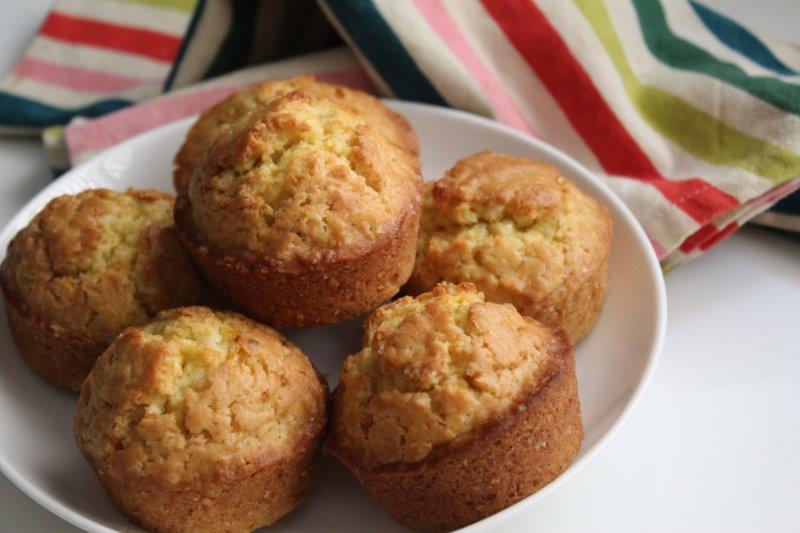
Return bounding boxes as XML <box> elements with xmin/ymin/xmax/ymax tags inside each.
<box><xmin>0</xmin><ymin>101</ymin><xmax>668</xmax><ymax>533</ymax></box>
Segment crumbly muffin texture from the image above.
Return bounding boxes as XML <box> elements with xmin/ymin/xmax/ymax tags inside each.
<box><xmin>411</xmin><ymin>151</ymin><xmax>611</xmax><ymax>340</ymax></box>
<box><xmin>334</xmin><ymin>283</ymin><xmax>562</xmax><ymax>469</ymax></box>
<box><xmin>173</xmin><ymin>76</ymin><xmax>418</xmax><ymax>192</ymax></box>
<box><xmin>188</xmin><ymin>89</ymin><xmax>421</xmax><ymax>263</ymax></box>
<box><xmin>76</xmin><ymin>307</ymin><xmax>327</xmax><ymax>485</ymax></box>
<box><xmin>1</xmin><ymin>189</ymin><xmax>204</xmax><ymax>344</ymax></box>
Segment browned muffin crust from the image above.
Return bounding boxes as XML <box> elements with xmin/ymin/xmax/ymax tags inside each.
<box><xmin>173</xmin><ymin>75</ymin><xmax>419</xmax><ymax>193</ymax></box>
<box><xmin>175</xmin><ymin>196</ymin><xmax>419</xmax><ymax>327</ymax></box>
<box><xmin>0</xmin><ymin>189</ymin><xmax>205</xmax><ymax>389</ymax></box>
<box><xmin>176</xmin><ymin>90</ymin><xmax>422</xmax><ymax>327</ymax></box>
<box><xmin>75</xmin><ymin>307</ymin><xmax>328</xmax><ymax>532</ymax></box>
<box><xmin>3</xmin><ymin>296</ymin><xmax>105</xmax><ymax>391</ymax></box>
<box><xmin>327</xmin><ymin>283</ymin><xmax>583</xmax><ymax>529</ymax></box>
<box><xmin>410</xmin><ymin>151</ymin><xmax>612</xmax><ymax>343</ymax></box>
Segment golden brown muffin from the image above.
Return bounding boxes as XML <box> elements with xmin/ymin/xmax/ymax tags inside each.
<box><xmin>175</xmin><ymin>89</ymin><xmax>422</xmax><ymax>328</ymax></box>
<box><xmin>173</xmin><ymin>75</ymin><xmax>419</xmax><ymax>193</ymax></box>
<box><xmin>409</xmin><ymin>151</ymin><xmax>612</xmax><ymax>344</ymax></box>
<box><xmin>327</xmin><ymin>282</ymin><xmax>583</xmax><ymax>530</ymax></box>
<box><xmin>0</xmin><ymin>189</ymin><xmax>205</xmax><ymax>390</ymax></box>
<box><xmin>75</xmin><ymin>306</ymin><xmax>328</xmax><ymax>533</ymax></box>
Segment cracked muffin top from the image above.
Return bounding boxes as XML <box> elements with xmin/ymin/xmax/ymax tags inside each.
<box><xmin>1</xmin><ymin>188</ymin><xmax>205</xmax><ymax>344</ymax></box>
<box><xmin>187</xmin><ymin>89</ymin><xmax>422</xmax><ymax>263</ymax></box>
<box><xmin>75</xmin><ymin>307</ymin><xmax>327</xmax><ymax>485</ymax></box>
<box><xmin>173</xmin><ymin>75</ymin><xmax>419</xmax><ymax>192</ymax></box>
<box><xmin>411</xmin><ymin>151</ymin><xmax>611</xmax><ymax>315</ymax></box>
<box><xmin>332</xmin><ymin>282</ymin><xmax>566</xmax><ymax>469</ymax></box>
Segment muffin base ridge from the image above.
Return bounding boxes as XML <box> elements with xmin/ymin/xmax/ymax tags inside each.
<box><xmin>2</xmin><ymin>286</ymin><xmax>103</xmax><ymax>391</ymax></box>
<box><xmin>174</xmin><ymin>195</ymin><xmax>420</xmax><ymax>328</ymax></box>
<box><xmin>79</xmin><ymin>425</ymin><xmax>323</xmax><ymax>533</ymax></box>
<box><xmin>327</xmin><ymin>331</ymin><xmax>583</xmax><ymax>531</ymax></box>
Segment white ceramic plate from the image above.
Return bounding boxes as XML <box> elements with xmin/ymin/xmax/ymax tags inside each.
<box><xmin>0</xmin><ymin>102</ymin><xmax>666</xmax><ymax>532</ymax></box>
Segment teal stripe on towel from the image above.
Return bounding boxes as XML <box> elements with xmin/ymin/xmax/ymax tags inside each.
<box><xmin>0</xmin><ymin>92</ymin><xmax>131</xmax><ymax>128</ymax></box>
<box><xmin>690</xmin><ymin>1</ymin><xmax>796</xmax><ymax>76</ymax></box>
<box><xmin>163</xmin><ymin>0</ymin><xmax>207</xmax><ymax>91</ymax></box>
<box><xmin>634</xmin><ymin>0</ymin><xmax>800</xmax><ymax>116</ymax></box>
<box><xmin>322</xmin><ymin>0</ymin><xmax>447</xmax><ymax>105</ymax></box>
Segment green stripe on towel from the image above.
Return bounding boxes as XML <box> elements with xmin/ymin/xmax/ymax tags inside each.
<box><xmin>574</xmin><ymin>0</ymin><xmax>800</xmax><ymax>183</ymax></box>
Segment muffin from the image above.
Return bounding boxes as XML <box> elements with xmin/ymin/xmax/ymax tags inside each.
<box><xmin>0</xmin><ymin>189</ymin><xmax>205</xmax><ymax>390</ymax></box>
<box><xmin>75</xmin><ymin>307</ymin><xmax>328</xmax><ymax>533</ymax></box>
<box><xmin>410</xmin><ymin>151</ymin><xmax>612</xmax><ymax>344</ymax></box>
<box><xmin>175</xmin><ymin>89</ymin><xmax>422</xmax><ymax>328</ymax></box>
<box><xmin>173</xmin><ymin>75</ymin><xmax>419</xmax><ymax>193</ymax></box>
<box><xmin>327</xmin><ymin>282</ymin><xmax>583</xmax><ymax>530</ymax></box>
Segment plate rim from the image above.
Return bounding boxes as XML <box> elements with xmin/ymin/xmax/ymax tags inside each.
<box><xmin>0</xmin><ymin>100</ymin><xmax>667</xmax><ymax>533</ymax></box>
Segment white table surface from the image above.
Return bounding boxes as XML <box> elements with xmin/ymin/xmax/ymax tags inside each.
<box><xmin>0</xmin><ymin>1</ymin><xmax>798</xmax><ymax>532</ymax></box>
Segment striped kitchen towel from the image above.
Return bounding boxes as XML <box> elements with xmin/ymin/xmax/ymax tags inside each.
<box><xmin>1</xmin><ymin>0</ymin><xmax>799</xmax><ymax>269</ymax></box>
<box><xmin>0</xmin><ymin>0</ymin><xmax>198</xmax><ymax>133</ymax></box>
<box><xmin>0</xmin><ymin>0</ymin><xmax>338</xmax><ymax>134</ymax></box>
<box><xmin>321</xmin><ymin>0</ymin><xmax>800</xmax><ymax>269</ymax></box>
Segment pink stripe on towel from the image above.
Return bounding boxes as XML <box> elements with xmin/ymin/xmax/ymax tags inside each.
<box><xmin>65</xmin><ymin>68</ymin><xmax>374</xmax><ymax>162</ymax></box>
<box><xmin>65</xmin><ymin>85</ymin><xmax>239</xmax><ymax>157</ymax></box>
<box><xmin>14</xmin><ymin>57</ymin><xmax>156</xmax><ymax>93</ymax></box>
<box><xmin>412</xmin><ymin>0</ymin><xmax>536</xmax><ymax>135</ymax></box>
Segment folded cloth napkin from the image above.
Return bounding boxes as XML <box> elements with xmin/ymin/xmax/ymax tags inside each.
<box><xmin>1</xmin><ymin>0</ymin><xmax>798</xmax><ymax>270</ymax></box>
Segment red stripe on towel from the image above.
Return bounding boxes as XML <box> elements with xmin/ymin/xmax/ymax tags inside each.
<box><xmin>483</xmin><ymin>0</ymin><xmax>739</xmax><ymax>225</ymax></box>
<box><xmin>40</xmin><ymin>12</ymin><xmax>182</xmax><ymax>63</ymax></box>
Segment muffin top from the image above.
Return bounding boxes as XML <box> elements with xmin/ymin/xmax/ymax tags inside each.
<box><xmin>187</xmin><ymin>89</ymin><xmax>422</xmax><ymax>263</ymax></box>
<box><xmin>173</xmin><ymin>75</ymin><xmax>419</xmax><ymax>192</ymax></box>
<box><xmin>75</xmin><ymin>307</ymin><xmax>327</xmax><ymax>485</ymax></box>
<box><xmin>332</xmin><ymin>283</ymin><xmax>566</xmax><ymax>470</ymax></box>
<box><xmin>412</xmin><ymin>151</ymin><xmax>611</xmax><ymax>312</ymax></box>
<box><xmin>1</xmin><ymin>189</ymin><xmax>205</xmax><ymax>344</ymax></box>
